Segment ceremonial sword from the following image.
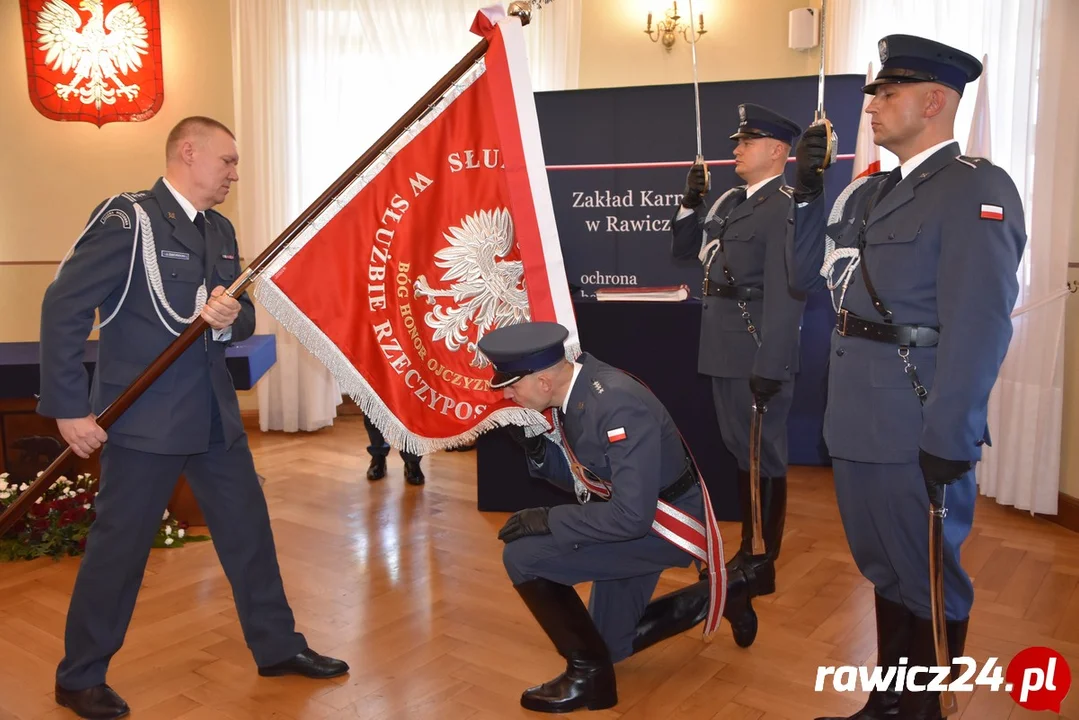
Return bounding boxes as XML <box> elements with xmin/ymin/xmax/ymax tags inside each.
<box><xmin>814</xmin><ymin>0</ymin><xmax>838</xmax><ymax>172</ymax></box>
<box><xmin>748</xmin><ymin>399</ymin><xmax>766</xmax><ymax>555</ymax></box>
<box><xmin>929</xmin><ymin>484</ymin><xmax>959</xmax><ymax>715</ymax></box>
<box><xmin>687</xmin><ymin>0</ymin><xmax>709</xmax><ymax>191</ymax></box>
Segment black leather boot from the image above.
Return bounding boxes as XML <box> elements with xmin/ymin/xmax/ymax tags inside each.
<box><xmin>815</xmin><ymin>594</ymin><xmax>914</xmax><ymax>719</ymax></box>
<box><xmin>722</xmin><ymin>566</ymin><xmax>758</xmax><ymax>648</ymax></box>
<box><xmin>366</xmin><ymin>455</ymin><xmax>386</xmax><ymax>481</ymax></box>
<box><xmin>403</xmin><ymin>460</ymin><xmax>425</xmax><ymax>486</ymax></box>
<box><xmin>513</xmin><ymin>578</ymin><xmax>618</xmax><ymax>713</ymax></box>
<box><xmin>631</xmin><ymin>572</ymin><xmax>710</xmax><ymax>655</ymax></box>
<box><xmin>55</xmin><ymin>683</ymin><xmax>130</xmax><ymax>719</ymax></box>
<box><xmin>894</xmin><ymin>615</ymin><xmax>968</xmax><ymax>720</ymax></box>
<box><xmin>727</xmin><ymin>470</ymin><xmax>787</xmax><ymax>597</ymax></box>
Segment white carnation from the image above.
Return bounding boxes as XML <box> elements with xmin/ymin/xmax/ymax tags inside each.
<box><xmin>164</xmin><ymin>537</ymin><xmax>174</xmax><ymax>546</ymax></box>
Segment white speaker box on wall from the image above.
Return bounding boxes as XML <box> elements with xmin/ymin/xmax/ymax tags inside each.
<box><xmin>789</xmin><ymin>8</ymin><xmax>819</xmax><ymax>51</ymax></box>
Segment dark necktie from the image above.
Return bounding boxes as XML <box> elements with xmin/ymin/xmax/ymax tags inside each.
<box><xmin>193</xmin><ymin>212</ymin><xmax>206</xmax><ymax>238</ymax></box>
<box><xmin>877</xmin><ymin>167</ymin><xmax>903</xmax><ymax>201</ymax></box>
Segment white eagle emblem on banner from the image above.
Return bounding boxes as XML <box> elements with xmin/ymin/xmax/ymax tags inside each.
<box><xmin>414</xmin><ymin>207</ymin><xmax>530</xmax><ymax>368</ymax></box>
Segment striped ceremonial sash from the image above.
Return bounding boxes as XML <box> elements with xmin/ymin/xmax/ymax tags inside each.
<box><xmin>551</xmin><ymin>411</ymin><xmax>727</xmax><ymax>637</ymax></box>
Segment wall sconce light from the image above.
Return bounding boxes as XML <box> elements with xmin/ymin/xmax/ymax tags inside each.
<box><xmin>645</xmin><ymin>2</ymin><xmax>707</xmax><ymax>52</ymax></box>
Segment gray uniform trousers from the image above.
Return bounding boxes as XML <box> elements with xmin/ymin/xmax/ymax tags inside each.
<box><xmin>56</xmin><ymin>400</ymin><xmax>306</xmax><ymax>690</ymax></box>
<box><xmin>833</xmin><ymin>460</ymin><xmax>976</xmax><ymax>621</ymax></box>
<box><xmin>503</xmin><ymin>484</ymin><xmax>702</xmax><ymax>664</ymax></box>
<box><xmin>711</xmin><ymin>376</ymin><xmax>793</xmax><ymax>477</ymax></box>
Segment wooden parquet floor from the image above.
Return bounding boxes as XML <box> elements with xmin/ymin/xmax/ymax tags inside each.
<box><xmin>1</xmin><ymin>416</ymin><xmax>1077</xmax><ymax>719</ymax></box>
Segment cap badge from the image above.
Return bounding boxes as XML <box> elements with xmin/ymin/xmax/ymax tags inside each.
<box><xmin>878</xmin><ymin>39</ymin><xmax>889</xmax><ymax>62</ymax></box>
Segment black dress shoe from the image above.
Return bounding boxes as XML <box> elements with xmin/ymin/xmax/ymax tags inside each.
<box><xmin>258</xmin><ymin>648</ymin><xmax>349</xmax><ymax>679</ymax></box>
<box><xmin>404</xmin><ymin>460</ymin><xmax>425</xmax><ymax>486</ymax></box>
<box><xmin>55</xmin><ymin>683</ymin><xmax>129</xmax><ymax>719</ymax></box>
<box><xmin>366</xmin><ymin>456</ymin><xmax>387</xmax><ymax>481</ymax></box>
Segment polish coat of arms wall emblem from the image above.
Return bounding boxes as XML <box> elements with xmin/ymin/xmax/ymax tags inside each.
<box><xmin>20</xmin><ymin>0</ymin><xmax>164</xmax><ymax>127</ymax></box>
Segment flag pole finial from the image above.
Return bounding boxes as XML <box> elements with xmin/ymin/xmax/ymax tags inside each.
<box><xmin>508</xmin><ymin>2</ymin><xmax>532</xmax><ymax>26</ymax></box>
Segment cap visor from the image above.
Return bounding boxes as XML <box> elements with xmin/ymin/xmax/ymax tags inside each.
<box><xmin>490</xmin><ymin>371</ymin><xmax>522</xmax><ymax>390</ymax></box>
<box><xmin>730</xmin><ymin>130</ymin><xmax>771</xmax><ymax>140</ymax></box>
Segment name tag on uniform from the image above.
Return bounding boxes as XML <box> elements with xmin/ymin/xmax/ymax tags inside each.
<box><xmin>161</xmin><ymin>250</ymin><xmax>190</xmax><ymax>260</ymax></box>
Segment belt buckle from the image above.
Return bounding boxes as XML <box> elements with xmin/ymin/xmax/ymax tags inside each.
<box><xmin>838</xmin><ymin>309</ymin><xmax>850</xmax><ymax>336</ymax></box>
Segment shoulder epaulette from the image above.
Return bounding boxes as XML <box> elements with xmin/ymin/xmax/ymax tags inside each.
<box><xmin>120</xmin><ymin>190</ymin><xmax>153</xmax><ymax>202</ymax></box>
<box><xmin>956</xmin><ymin>155</ymin><xmax>987</xmax><ymax>169</ymax></box>
<box><xmin>779</xmin><ymin>185</ymin><xmax>794</xmax><ymax>198</ymax></box>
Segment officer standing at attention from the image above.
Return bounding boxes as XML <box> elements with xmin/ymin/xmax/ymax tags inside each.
<box><xmin>787</xmin><ymin>36</ymin><xmax>1026</xmax><ymax>719</ymax></box>
<box><xmin>38</xmin><ymin>116</ymin><xmax>348</xmax><ymax>719</ymax></box>
<box><xmin>478</xmin><ymin>321</ymin><xmax>752</xmax><ymax>714</ymax></box>
<box><xmin>671</xmin><ymin>103</ymin><xmax>807</xmax><ymax>642</ymax></box>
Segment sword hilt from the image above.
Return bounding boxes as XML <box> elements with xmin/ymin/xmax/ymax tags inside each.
<box><xmin>813</xmin><ymin>111</ymin><xmax>838</xmax><ymax>174</ymax></box>
<box><xmin>696</xmin><ymin>153</ymin><xmax>710</xmax><ymax>194</ymax></box>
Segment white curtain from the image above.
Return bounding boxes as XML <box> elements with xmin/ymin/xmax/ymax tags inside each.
<box><xmin>825</xmin><ymin>1</ymin><xmax>1069</xmax><ymax>514</ymax></box>
<box><xmin>979</xmin><ymin>0</ymin><xmax>1074</xmax><ymax>514</ymax></box>
<box><xmin>229</xmin><ymin>0</ymin><xmax>581</xmax><ymax>432</ymax></box>
<box><xmin>230</xmin><ymin>0</ymin><xmax>341</xmax><ymax>432</ymax></box>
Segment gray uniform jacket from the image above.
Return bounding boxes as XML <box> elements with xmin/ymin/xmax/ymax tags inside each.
<box><xmin>38</xmin><ymin>177</ymin><xmax>255</xmax><ymax>455</ymax></box>
<box><xmin>525</xmin><ymin>354</ymin><xmax>701</xmax><ymax>551</ymax></box>
<box><xmin>787</xmin><ymin>143</ymin><xmax>1027</xmax><ymax>464</ymax></box>
<box><xmin>672</xmin><ymin>176</ymin><xmax>806</xmax><ymax>381</ymax></box>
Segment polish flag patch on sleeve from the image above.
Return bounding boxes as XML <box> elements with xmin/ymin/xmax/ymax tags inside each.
<box><xmin>607</xmin><ymin>427</ymin><xmax>627</xmax><ymax>443</ymax></box>
<box><xmin>980</xmin><ymin>204</ymin><xmax>1004</xmax><ymax>220</ymax></box>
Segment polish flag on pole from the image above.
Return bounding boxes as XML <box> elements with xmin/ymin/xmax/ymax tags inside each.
<box><xmin>253</xmin><ymin>8</ymin><xmax>578</xmax><ymax>454</ymax></box>
<box><xmin>966</xmin><ymin>54</ymin><xmax>991</xmax><ymax>160</ymax></box>
<box><xmin>852</xmin><ymin>61</ymin><xmax>881</xmax><ymax>180</ymax></box>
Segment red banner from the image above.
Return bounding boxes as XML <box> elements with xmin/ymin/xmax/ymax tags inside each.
<box><xmin>256</xmin><ymin>14</ymin><xmax>578</xmax><ymax>454</ymax></box>
<box><xmin>20</xmin><ymin>0</ymin><xmax>164</xmax><ymax>126</ymax></box>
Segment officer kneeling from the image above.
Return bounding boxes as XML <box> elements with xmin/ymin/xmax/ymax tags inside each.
<box><xmin>477</xmin><ymin>322</ymin><xmax>753</xmax><ymax>713</ymax></box>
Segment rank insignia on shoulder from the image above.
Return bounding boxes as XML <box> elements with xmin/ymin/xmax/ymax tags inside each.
<box><xmin>980</xmin><ymin>204</ymin><xmax>1004</xmax><ymax>221</ymax></box>
<box><xmin>606</xmin><ymin>427</ymin><xmax>627</xmax><ymax>443</ymax></box>
<box><xmin>592</xmin><ymin>380</ymin><xmax>604</xmax><ymax>394</ymax></box>
<box><xmin>780</xmin><ymin>185</ymin><xmax>794</xmax><ymax>198</ymax></box>
<box><xmin>120</xmin><ymin>191</ymin><xmax>150</xmax><ymax>202</ymax></box>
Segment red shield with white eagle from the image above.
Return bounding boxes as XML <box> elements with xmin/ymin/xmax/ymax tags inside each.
<box><xmin>20</xmin><ymin>0</ymin><xmax>164</xmax><ymax>127</ymax></box>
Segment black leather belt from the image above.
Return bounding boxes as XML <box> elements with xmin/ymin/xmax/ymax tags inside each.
<box><xmin>837</xmin><ymin>309</ymin><xmax>939</xmax><ymax>347</ymax></box>
<box><xmin>703</xmin><ymin>284</ymin><xmax>763</xmax><ymax>301</ymax></box>
<box><xmin>658</xmin><ymin>460</ymin><xmax>698</xmax><ymax>502</ymax></box>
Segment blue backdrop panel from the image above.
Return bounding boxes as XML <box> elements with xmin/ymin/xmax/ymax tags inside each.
<box><xmin>476</xmin><ymin>75</ymin><xmax>866</xmax><ymax>517</ymax></box>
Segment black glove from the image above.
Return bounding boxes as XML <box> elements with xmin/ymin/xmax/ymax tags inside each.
<box><xmin>919</xmin><ymin>449</ymin><xmax>973</xmax><ymax>506</ymax></box>
<box><xmin>749</xmin><ymin>375</ymin><xmax>782</xmax><ymax>406</ymax></box>
<box><xmin>504</xmin><ymin>425</ymin><xmax>546</xmax><ymax>464</ymax></box>
<box><xmin>498</xmin><ymin>507</ymin><xmax>551</xmax><ymax>543</ymax></box>
<box><xmin>794</xmin><ymin>123</ymin><xmax>830</xmax><ymax>202</ymax></box>
<box><xmin>681</xmin><ymin>162</ymin><xmax>708</xmax><ymax>208</ymax></box>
